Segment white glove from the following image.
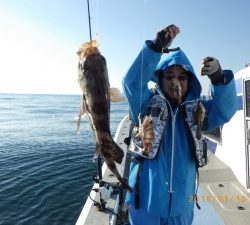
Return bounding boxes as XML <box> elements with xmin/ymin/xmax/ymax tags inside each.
<box><xmin>200</xmin><ymin>57</ymin><xmax>225</xmax><ymax>84</ymax></box>
<box><xmin>201</xmin><ymin>57</ymin><xmax>220</xmax><ymax>76</ymax></box>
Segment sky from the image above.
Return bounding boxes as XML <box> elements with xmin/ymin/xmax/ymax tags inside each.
<box><xmin>0</xmin><ymin>0</ymin><xmax>250</xmax><ymax>95</ymax></box>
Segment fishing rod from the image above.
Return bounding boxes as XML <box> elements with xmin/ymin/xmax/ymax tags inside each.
<box><xmin>87</xmin><ymin>0</ymin><xmax>92</xmax><ymax>41</ymax></box>
<box><xmin>85</xmin><ymin>0</ymin><xmax>108</xmax><ymax>210</ymax></box>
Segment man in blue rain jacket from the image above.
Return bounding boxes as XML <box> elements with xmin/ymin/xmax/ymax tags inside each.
<box><xmin>122</xmin><ymin>25</ymin><xmax>238</xmax><ymax>225</ymax></box>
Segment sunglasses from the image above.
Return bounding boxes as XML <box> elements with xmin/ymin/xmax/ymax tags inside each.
<box><xmin>163</xmin><ymin>75</ymin><xmax>188</xmax><ymax>81</ymax></box>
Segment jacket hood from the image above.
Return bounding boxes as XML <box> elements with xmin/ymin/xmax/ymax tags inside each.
<box><xmin>153</xmin><ymin>49</ymin><xmax>202</xmax><ymax>100</ymax></box>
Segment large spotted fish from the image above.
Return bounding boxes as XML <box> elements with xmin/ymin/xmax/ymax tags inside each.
<box><xmin>76</xmin><ymin>40</ymin><xmax>132</xmax><ymax>192</ymax></box>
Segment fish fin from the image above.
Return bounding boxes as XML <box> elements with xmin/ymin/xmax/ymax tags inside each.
<box><xmin>92</xmin><ymin>144</ymin><xmax>101</xmax><ymax>162</ymax></box>
<box><xmin>76</xmin><ymin>95</ymin><xmax>87</xmax><ymax>133</ymax></box>
<box><xmin>111</xmin><ymin>140</ymin><xmax>124</xmax><ymax>164</ymax></box>
<box><xmin>76</xmin><ymin>112</ymin><xmax>86</xmax><ymax>134</ymax></box>
<box><xmin>92</xmin><ymin>151</ymin><xmax>99</xmax><ymax>162</ymax></box>
<box><xmin>110</xmin><ymin>87</ymin><xmax>125</xmax><ymax>102</ymax></box>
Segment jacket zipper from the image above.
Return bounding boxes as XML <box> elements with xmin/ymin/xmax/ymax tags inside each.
<box><xmin>155</xmin><ymin>85</ymin><xmax>177</xmax><ymax>193</ymax></box>
<box><xmin>168</xmin><ymin>100</ymin><xmax>198</xmax><ymax>192</ymax></box>
<box><xmin>169</xmin><ymin>107</ymin><xmax>178</xmax><ymax>193</ymax></box>
<box><xmin>155</xmin><ymin>86</ymin><xmax>199</xmax><ymax>192</ymax></box>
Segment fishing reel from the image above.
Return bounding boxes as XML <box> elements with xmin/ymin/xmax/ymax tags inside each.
<box><xmin>93</xmin><ymin>174</ymin><xmax>125</xmax><ymax>195</ymax></box>
<box><xmin>92</xmin><ymin>174</ymin><xmax>125</xmax><ymax>211</ymax></box>
<box><xmin>99</xmin><ymin>183</ymin><xmax>114</xmax><ymax>201</ymax></box>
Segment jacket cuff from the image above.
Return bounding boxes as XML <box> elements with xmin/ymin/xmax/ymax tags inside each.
<box><xmin>145</xmin><ymin>40</ymin><xmax>163</xmax><ymax>53</ymax></box>
<box><xmin>211</xmin><ymin>70</ymin><xmax>234</xmax><ymax>86</ymax></box>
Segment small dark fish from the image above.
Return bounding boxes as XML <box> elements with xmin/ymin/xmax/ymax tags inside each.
<box><xmin>76</xmin><ymin>40</ymin><xmax>132</xmax><ymax>192</ymax></box>
<box><xmin>194</xmin><ymin>101</ymin><xmax>206</xmax><ymax>140</ymax></box>
<box><xmin>170</xmin><ymin>78</ymin><xmax>182</xmax><ymax>104</ymax></box>
<box><xmin>136</xmin><ymin>115</ymin><xmax>154</xmax><ymax>155</ymax></box>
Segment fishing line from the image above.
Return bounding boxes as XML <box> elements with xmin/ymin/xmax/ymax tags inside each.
<box><xmin>138</xmin><ymin>0</ymin><xmax>147</xmax><ymax>123</ymax></box>
<box><xmin>139</xmin><ymin>46</ymin><xmax>144</xmax><ymax>122</ymax></box>
<box><xmin>94</xmin><ymin>0</ymin><xmax>99</xmax><ymax>40</ymax></box>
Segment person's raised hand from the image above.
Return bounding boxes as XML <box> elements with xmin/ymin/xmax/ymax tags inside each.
<box><xmin>201</xmin><ymin>57</ymin><xmax>225</xmax><ymax>84</ymax></box>
<box><xmin>151</xmin><ymin>24</ymin><xmax>180</xmax><ymax>53</ymax></box>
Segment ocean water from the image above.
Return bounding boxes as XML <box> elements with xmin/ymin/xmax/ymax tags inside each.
<box><xmin>0</xmin><ymin>94</ymin><xmax>129</xmax><ymax>225</ymax></box>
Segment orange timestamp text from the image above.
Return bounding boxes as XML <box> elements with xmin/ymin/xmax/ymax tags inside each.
<box><xmin>188</xmin><ymin>195</ymin><xmax>249</xmax><ymax>203</ymax></box>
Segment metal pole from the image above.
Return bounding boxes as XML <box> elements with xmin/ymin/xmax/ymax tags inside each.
<box><xmin>98</xmin><ymin>155</ymin><xmax>106</xmax><ymax>210</ymax></box>
<box><xmin>87</xmin><ymin>0</ymin><xmax>92</xmax><ymax>41</ymax></box>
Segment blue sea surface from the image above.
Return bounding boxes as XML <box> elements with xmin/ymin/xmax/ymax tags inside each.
<box><xmin>0</xmin><ymin>93</ymin><xmax>129</xmax><ymax>225</ymax></box>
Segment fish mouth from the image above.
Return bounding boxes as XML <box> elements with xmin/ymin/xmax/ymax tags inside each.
<box><xmin>76</xmin><ymin>39</ymin><xmax>100</xmax><ymax>60</ymax></box>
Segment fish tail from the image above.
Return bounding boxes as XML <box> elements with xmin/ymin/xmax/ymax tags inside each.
<box><xmin>111</xmin><ymin>140</ymin><xmax>124</xmax><ymax>164</ymax></box>
<box><xmin>104</xmin><ymin>157</ymin><xmax>133</xmax><ymax>192</ymax></box>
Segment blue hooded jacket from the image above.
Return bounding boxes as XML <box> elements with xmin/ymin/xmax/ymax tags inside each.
<box><xmin>122</xmin><ymin>41</ymin><xmax>237</xmax><ymax>218</ymax></box>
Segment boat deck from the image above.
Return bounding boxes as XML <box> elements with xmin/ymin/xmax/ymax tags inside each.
<box><xmin>76</xmin><ymin>115</ymin><xmax>250</xmax><ymax>225</ymax></box>
<box><xmin>194</xmin><ymin>152</ymin><xmax>250</xmax><ymax>225</ymax></box>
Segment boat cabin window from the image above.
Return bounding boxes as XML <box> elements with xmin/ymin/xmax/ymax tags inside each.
<box><xmin>245</xmin><ymin>80</ymin><xmax>250</xmax><ymax>118</ymax></box>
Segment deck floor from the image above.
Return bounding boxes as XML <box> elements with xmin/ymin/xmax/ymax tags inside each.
<box><xmin>193</xmin><ymin>152</ymin><xmax>250</xmax><ymax>225</ymax></box>
<box><xmin>76</xmin><ymin>115</ymin><xmax>250</xmax><ymax>225</ymax></box>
